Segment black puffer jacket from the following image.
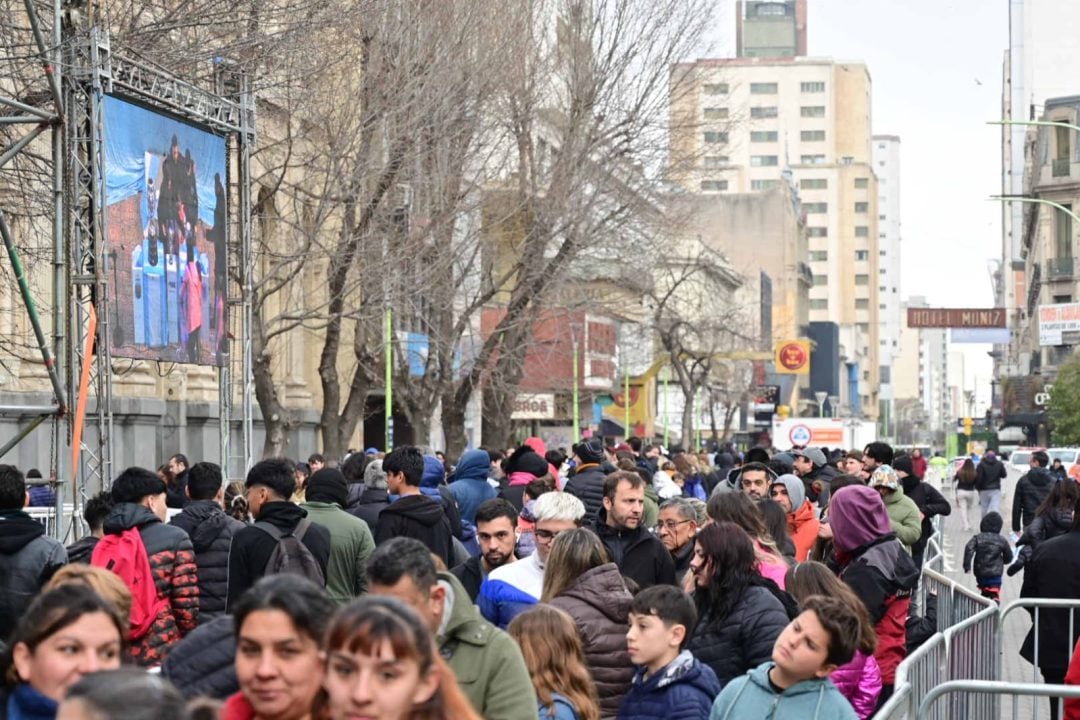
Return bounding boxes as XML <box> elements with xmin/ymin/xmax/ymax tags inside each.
<box><xmin>348</xmin><ymin>487</ymin><xmax>389</xmax><ymax>534</ymax></box>
<box><xmin>963</xmin><ymin>513</ymin><xmax>1012</xmax><ymax>579</ymax></box>
<box><xmin>550</xmin><ymin>563</ymin><xmax>634</xmax><ymax>718</ymax></box>
<box><xmin>1012</xmin><ymin>467</ymin><xmax>1055</xmax><ymax>532</ymax></box>
<box><xmin>161</xmin><ymin>615</ymin><xmax>238</xmax><ymax>700</ymax></box>
<box><xmin>1009</xmin><ymin>507</ymin><xmax>1073</xmax><ymax>574</ymax></box>
<box><xmin>903</xmin><ymin>478</ymin><xmax>952</xmax><ymax>558</ymax></box>
<box><xmin>975</xmin><ymin>456</ymin><xmax>1008</xmax><ymax>491</ymax></box>
<box><xmin>564</xmin><ymin>464</ymin><xmax>607</xmax><ymax>522</ymax></box>
<box><xmin>374</xmin><ymin>494</ymin><xmax>454</xmax><ymax>566</ymax></box>
<box><xmin>1021</xmin><ymin>529</ymin><xmax>1080</xmax><ymax>670</ymax></box>
<box><xmin>170</xmin><ymin>500</ymin><xmax>246</xmax><ymax>622</ymax></box>
<box><xmin>593</xmin><ymin>511</ymin><xmax>676</xmax><ymax>589</ymax></box>
<box><xmin>0</xmin><ymin>508</ymin><xmax>67</xmax><ymax>641</ymax></box>
<box><xmin>688</xmin><ymin>584</ymin><xmax>789</xmax><ymax>687</ymax></box>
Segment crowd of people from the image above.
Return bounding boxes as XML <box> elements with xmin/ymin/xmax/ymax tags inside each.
<box><xmin>0</xmin><ymin>436</ymin><xmax>983</xmax><ymax>720</ymax></box>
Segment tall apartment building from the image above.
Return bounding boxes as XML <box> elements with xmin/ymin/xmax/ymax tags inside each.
<box><xmin>735</xmin><ymin>0</ymin><xmax>807</xmax><ymax>58</ymax></box>
<box><xmin>669</xmin><ymin>57</ymin><xmax>881</xmax><ymax>419</ymax></box>
<box><xmin>873</xmin><ymin>135</ymin><xmax>902</xmax><ymax>437</ymax></box>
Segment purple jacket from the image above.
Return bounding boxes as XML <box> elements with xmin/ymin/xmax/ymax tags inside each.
<box><xmin>829</xmin><ymin>649</ymin><xmax>882</xmax><ymax>720</ymax></box>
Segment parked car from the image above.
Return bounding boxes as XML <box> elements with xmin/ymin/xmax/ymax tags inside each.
<box><xmin>1047</xmin><ymin>448</ymin><xmax>1080</xmax><ymax>472</ymax></box>
<box><xmin>1009</xmin><ymin>447</ymin><xmax>1046</xmax><ymax>476</ymax></box>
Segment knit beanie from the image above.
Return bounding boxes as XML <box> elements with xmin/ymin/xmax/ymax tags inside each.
<box><xmin>305</xmin><ymin>468</ymin><xmax>348</xmax><ymax>506</ymax></box>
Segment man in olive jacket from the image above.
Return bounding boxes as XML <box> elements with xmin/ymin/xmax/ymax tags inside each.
<box><xmin>368</xmin><ymin>537</ymin><xmax>538</xmax><ymax>720</ymax></box>
<box><xmin>301</xmin><ymin>467</ymin><xmax>375</xmax><ymax>602</ymax></box>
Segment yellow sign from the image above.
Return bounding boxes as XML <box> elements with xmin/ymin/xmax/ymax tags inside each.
<box><xmin>774</xmin><ymin>340</ymin><xmax>810</xmax><ymax>375</ymax></box>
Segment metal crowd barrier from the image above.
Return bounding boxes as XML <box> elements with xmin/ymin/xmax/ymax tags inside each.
<box><xmin>996</xmin><ymin>598</ymin><xmax>1080</xmax><ymax>719</ymax></box>
<box><xmin>915</xmin><ymin>680</ymin><xmax>1080</xmax><ymax>720</ymax></box>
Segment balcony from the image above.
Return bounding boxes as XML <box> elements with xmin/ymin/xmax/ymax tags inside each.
<box><xmin>1054</xmin><ymin>158</ymin><xmax>1072</xmax><ymax>178</ymax></box>
<box><xmin>1046</xmin><ymin>256</ymin><xmax>1075</xmax><ymax>281</ymax></box>
<box><xmin>798</xmin><ymin>262</ymin><xmax>814</xmax><ymax>287</ymax></box>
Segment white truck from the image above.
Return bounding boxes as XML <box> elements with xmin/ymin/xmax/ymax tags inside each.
<box><xmin>771</xmin><ymin>417</ymin><xmax>878</xmax><ymax>451</ymax></box>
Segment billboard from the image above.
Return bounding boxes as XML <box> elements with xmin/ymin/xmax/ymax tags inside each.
<box><xmin>774</xmin><ymin>340</ymin><xmax>810</xmax><ymax>375</ymax></box>
<box><xmin>103</xmin><ymin>96</ymin><xmax>228</xmax><ymax>366</ymax></box>
<box><xmin>906</xmin><ymin>307</ymin><xmax>1006</xmax><ymax>328</ymax></box>
<box><xmin>1038</xmin><ymin>302</ymin><xmax>1080</xmax><ymax>346</ymax></box>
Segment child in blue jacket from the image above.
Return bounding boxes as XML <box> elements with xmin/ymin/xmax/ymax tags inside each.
<box><xmin>710</xmin><ymin>595</ymin><xmax>859</xmax><ymax>719</ymax></box>
<box><xmin>617</xmin><ymin>585</ymin><xmax>721</xmax><ymax>720</ymax></box>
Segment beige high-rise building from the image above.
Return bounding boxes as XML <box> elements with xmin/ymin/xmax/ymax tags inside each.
<box><xmin>669</xmin><ymin>56</ymin><xmax>881</xmax><ymax>419</ymax></box>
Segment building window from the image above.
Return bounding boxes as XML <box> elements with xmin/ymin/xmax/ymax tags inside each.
<box><xmin>1054</xmin><ymin>294</ymin><xmax>1074</xmax><ymax>303</ymax></box>
<box><xmin>703</xmin><ymin>107</ymin><xmax>729</xmax><ymax>120</ymax></box>
<box><xmin>751</xmin><ymin>106</ymin><xmax>779</xmax><ymax>119</ymax></box>
<box><xmin>807</xmin><ymin>226</ymin><xmax>827</xmax><ymax>237</ymax></box>
<box><xmin>703</xmin><ymin>131</ymin><xmax>728</xmax><ymax>144</ymax></box>
<box><xmin>703</xmin><ymin>155</ymin><xmax>729</xmax><ymax>168</ymax></box>
<box><xmin>751</xmin><ymin>179</ymin><xmax>780</xmax><ymax>190</ymax></box>
<box><xmin>1057</xmin><ymin>203</ymin><xmax>1073</xmax><ymax>258</ymax></box>
<box><xmin>751</xmin><ymin>130</ymin><xmax>779</xmax><ymax>142</ymax></box>
<box><xmin>855</xmin><ymin>299</ymin><xmax>869</xmax><ymax>309</ymax></box>
<box><xmin>801</xmin><ymin>154</ymin><xmax>826</xmax><ymax>164</ymax></box>
<box><xmin>703</xmin><ymin>83</ymin><xmax>729</xmax><ymax>95</ymax></box>
<box><xmin>813</xmin><ymin>275</ymin><xmax>828</xmax><ymax>286</ymax></box>
<box><xmin>801</xmin><ymin>81</ymin><xmax>826</xmax><ymax>93</ymax></box>
<box><xmin>809</xmin><ymin>299</ymin><xmax>828</xmax><ymax>310</ymax></box>
<box><xmin>854</xmin><ymin>177</ymin><xmax>869</xmax><ymax>188</ymax></box>
<box><xmin>800</xmin><ymin>106</ymin><xmax>826</xmax><ymax>118</ymax></box>
<box><xmin>804</xmin><ymin>202</ymin><xmax>828</xmax><ymax>213</ymax></box>
<box><xmin>700</xmin><ymin>180</ymin><xmax>728</xmax><ymax>192</ymax></box>
<box><xmin>801</xmin><ymin>178</ymin><xmax>828</xmax><ymax>189</ymax></box>
<box><xmin>880</xmin><ymin>249</ymin><xmax>887</xmax><ymax>256</ymax></box>
<box><xmin>879</xmin><ymin>214</ymin><xmax>886</xmax><ymax>220</ymax></box>
<box><xmin>801</xmin><ymin>130</ymin><xmax>826</xmax><ymax>142</ymax></box>
<box><xmin>751</xmin><ymin>155</ymin><xmax>779</xmax><ymax>167</ymax></box>
<box><xmin>809</xmin><ymin>250</ymin><xmax>828</xmax><ymax>261</ymax></box>
<box><xmin>855</xmin><ymin>202</ymin><xmax>869</xmax><ymax>213</ymax></box>
<box><xmin>750</xmin><ymin>82</ymin><xmax>779</xmax><ymax>94</ymax></box>
<box><xmin>1055</xmin><ymin>125</ymin><xmax>1072</xmax><ymax>176</ymax></box>
<box><xmin>857</xmin><ymin>323</ymin><xmax>870</xmax><ymax>332</ymax></box>
<box><xmin>855</xmin><ymin>274</ymin><xmax>870</xmax><ymax>285</ymax></box>
<box><xmin>855</xmin><ymin>250</ymin><xmax>869</xmax><ymax>260</ymax></box>
<box><xmin>855</xmin><ymin>226</ymin><xmax>870</xmax><ymax>237</ymax></box>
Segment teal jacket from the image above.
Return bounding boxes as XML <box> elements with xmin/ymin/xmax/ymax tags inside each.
<box><xmin>710</xmin><ymin>662</ymin><xmax>857</xmax><ymax>720</ymax></box>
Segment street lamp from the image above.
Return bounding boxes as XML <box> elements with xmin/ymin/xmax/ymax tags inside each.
<box><xmin>827</xmin><ymin>394</ymin><xmax>839</xmax><ymax>419</ymax></box>
<box><xmin>815</xmin><ymin>391</ymin><xmax>827</xmax><ymax>418</ymax></box>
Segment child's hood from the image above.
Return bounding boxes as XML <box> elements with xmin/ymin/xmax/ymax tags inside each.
<box><xmin>747</xmin><ymin>662</ymin><xmax>836</xmax><ymax>698</ymax></box>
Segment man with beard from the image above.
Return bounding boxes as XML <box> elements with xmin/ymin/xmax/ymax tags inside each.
<box><xmin>656</xmin><ymin>497</ymin><xmax>700</xmax><ymax>583</ymax></box>
<box><xmin>863</xmin><ymin>442</ymin><xmax>894</xmax><ymax>476</ymax></box>
<box><xmin>595</xmin><ymin>470</ymin><xmax>676</xmax><ymax>589</ymax></box>
<box><xmin>735</xmin><ymin>462</ymin><xmax>775</xmax><ymax>501</ymax></box>
<box><xmin>451</xmin><ymin>498</ymin><xmax>518</xmax><ymax>601</ymax></box>
<box><xmin>792</xmin><ymin>447</ymin><xmax>837</xmax><ymax>508</ymax></box>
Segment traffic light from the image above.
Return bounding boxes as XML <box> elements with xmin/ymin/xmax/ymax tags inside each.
<box><xmin>963</xmin><ymin>417</ymin><xmax>973</xmax><ymax>436</ymax></box>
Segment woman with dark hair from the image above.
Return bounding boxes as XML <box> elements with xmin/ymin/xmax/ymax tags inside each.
<box><xmin>57</xmin><ymin>668</ymin><xmax>186</xmax><ymax>720</ymax></box>
<box><xmin>705</xmin><ymin>492</ymin><xmax>789</xmax><ymax>589</ymax></box>
<box><xmin>501</xmin><ymin>447</ymin><xmax>550</xmax><ymax>512</ymax></box>
<box><xmin>1</xmin><ymin>584</ymin><xmax>126</xmax><ymax>720</ymax></box>
<box><xmin>222</xmin><ymin>574</ymin><xmax>337</xmax><ymax>720</ymax></box>
<box><xmin>1009</xmin><ymin>479</ymin><xmax>1080</xmax><ymax>576</ymax></box>
<box><xmin>954</xmin><ymin>458</ymin><xmax>978</xmax><ymax>532</ymax></box>
<box><xmin>686</xmin><ymin>522</ymin><xmax>789</xmax><ymax>686</ymax></box>
<box><xmin>758</xmin><ymin>498</ymin><xmax>796</xmax><ymax>562</ymax></box>
<box><xmin>224</xmin><ymin>480</ymin><xmax>250</xmax><ymax>524</ymax></box>
<box><xmin>542</xmin><ymin>528</ymin><xmax>633</xmax><ymax>718</ymax></box>
<box><xmin>320</xmin><ymin>596</ymin><xmax>480</xmax><ymax>720</ymax></box>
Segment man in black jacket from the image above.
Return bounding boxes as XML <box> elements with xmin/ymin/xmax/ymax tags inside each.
<box><xmin>451</xmin><ymin>498</ymin><xmax>518</xmax><ymax>600</ymax></box>
<box><xmin>564</xmin><ymin>438</ymin><xmax>608</xmax><ymax>522</ymax></box>
<box><xmin>894</xmin><ymin>454</ymin><xmax>952</xmax><ymax>570</ymax></box>
<box><xmin>375</xmin><ymin>446</ymin><xmax>454</xmax><ymax>566</ymax></box>
<box><xmin>792</xmin><ymin>446</ymin><xmax>837</xmax><ymax>507</ymax></box>
<box><xmin>594</xmin><ymin>470</ymin><xmax>676</xmax><ymax>589</ymax></box>
<box><xmin>226</xmin><ymin>458</ymin><xmax>331</xmax><ymax>610</ymax></box>
<box><xmin>1013</xmin><ymin>450</ymin><xmax>1055</xmax><ymax>532</ymax></box>
<box><xmin>975</xmin><ymin>450</ymin><xmax>1008</xmax><ymax>518</ymax></box>
<box><xmin>166</xmin><ymin>453</ymin><xmax>191</xmax><ymax>509</ymax></box>
<box><xmin>170</xmin><ymin>461</ymin><xmax>245</xmax><ymax>622</ymax></box>
<box><xmin>65</xmin><ymin>491</ymin><xmax>113</xmax><ymax>563</ymax></box>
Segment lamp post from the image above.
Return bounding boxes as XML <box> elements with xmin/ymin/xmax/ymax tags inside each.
<box><xmin>828</xmin><ymin>394</ymin><xmax>839</xmax><ymax>419</ymax></box>
<box><xmin>988</xmin><ymin>119</ymin><xmax>1080</xmax><ymax>225</ymax></box>
<box><xmin>815</xmin><ymin>391</ymin><xmax>827</xmax><ymax>418</ymax></box>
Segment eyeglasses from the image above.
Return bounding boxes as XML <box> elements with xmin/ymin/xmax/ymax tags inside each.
<box><xmin>656</xmin><ymin>519</ymin><xmax>692</xmax><ymax>532</ymax></box>
<box><xmin>535</xmin><ymin>528</ymin><xmax>572</xmax><ymax>542</ymax></box>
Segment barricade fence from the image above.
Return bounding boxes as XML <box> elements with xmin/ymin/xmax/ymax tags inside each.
<box><xmin>916</xmin><ymin>680</ymin><xmax>1080</xmax><ymax>720</ymax></box>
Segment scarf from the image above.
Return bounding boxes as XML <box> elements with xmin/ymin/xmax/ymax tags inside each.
<box><xmin>7</xmin><ymin>684</ymin><xmax>58</xmax><ymax>720</ymax></box>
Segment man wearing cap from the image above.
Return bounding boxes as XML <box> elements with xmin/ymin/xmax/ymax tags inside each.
<box><xmin>564</xmin><ymin>438</ymin><xmax>608</xmax><ymax>522</ymax></box>
<box><xmin>301</xmin><ymin>468</ymin><xmax>375</xmax><ymax>602</ymax></box>
<box><xmin>768</xmin><ymin>473</ymin><xmax>820</xmax><ymax>561</ymax></box>
<box><xmin>868</xmin><ymin>465</ymin><xmax>922</xmax><ymax>554</ymax></box>
<box><xmin>792</xmin><ymin>446</ymin><xmax>838</xmax><ymax>508</ymax></box>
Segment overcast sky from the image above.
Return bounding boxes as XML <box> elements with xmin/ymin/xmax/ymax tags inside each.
<box><xmin>706</xmin><ymin>0</ymin><xmax>1010</xmax><ymax>404</ymax></box>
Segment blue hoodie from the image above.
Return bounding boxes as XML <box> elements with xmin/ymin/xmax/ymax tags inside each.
<box><xmin>618</xmin><ymin>650</ymin><xmax>721</xmax><ymax>720</ymax></box>
<box><xmin>448</xmin><ymin>449</ymin><xmax>498</xmax><ymax>524</ymax></box>
<box><xmin>709</xmin><ymin>662</ymin><xmax>858</xmax><ymax>720</ymax></box>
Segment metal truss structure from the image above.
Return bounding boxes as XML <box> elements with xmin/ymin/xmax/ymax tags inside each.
<box><xmin>0</xmin><ymin>0</ymin><xmax>254</xmax><ymax>538</ymax></box>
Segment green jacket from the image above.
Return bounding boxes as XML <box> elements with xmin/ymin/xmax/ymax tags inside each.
<box><xmin>881</xmin><ymin>488</ymin><xmax>922</xmax><ymax>553</ymax></box>
<box><xmin>437</xmin><ymin>572</ymin><xmax>539</xmax><ymax>720</ymax></box>
<box><xmin>300</xmin><ymin>501</ymin><xmax>375</xmax><ymax>602</ymax></box>
<box><xmin>644</xmin><ymin>483</ymin><xmax>660</xmax><ymax>530</ymax></box>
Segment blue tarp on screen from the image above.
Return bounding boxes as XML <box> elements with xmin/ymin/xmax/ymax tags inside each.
<box><xmin>103</xmin><ymin>95</ymin><xmax>225</xmax><ymax>228</ymax></box>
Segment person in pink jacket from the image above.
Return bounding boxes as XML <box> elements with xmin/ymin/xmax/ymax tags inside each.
<box><xmin>180</xmin><ymin>244</ymin><xmax>204</xmax><ymax>362</ymax></box>
<box><xmin>786</xmin><ymin>561</ymin><xmax>882</xmax><ymax>718</ymax></box>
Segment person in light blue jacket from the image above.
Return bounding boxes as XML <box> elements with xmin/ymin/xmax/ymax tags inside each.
<box><xmin>710</xmin><ymin>596</ymin><xmax>860</xmax><ymax>720</ymax></box>
<box><xmin>448</xmin><ymin>449</ymin><xmax>498</xmax><ymax>524</ymax></box>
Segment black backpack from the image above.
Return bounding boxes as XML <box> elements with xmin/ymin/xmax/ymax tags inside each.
<box><xmin>253</xmin><ymin>518</ymin><xmax>325</xmax><ymax>586</ymax></box>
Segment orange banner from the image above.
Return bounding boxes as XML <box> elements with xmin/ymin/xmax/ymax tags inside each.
<box><xmin>71</xmin><ymin>306</ymin><xmax>96</xmax><ymax>477</ymax></box>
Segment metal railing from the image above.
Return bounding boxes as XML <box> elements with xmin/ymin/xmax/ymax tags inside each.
<box><xmin>917</xmin><ymin>680</ymin><xmax>1080</xmax><ymax>720</ymax></box>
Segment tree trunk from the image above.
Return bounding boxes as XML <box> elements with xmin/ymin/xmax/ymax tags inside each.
<box><xmin>681</xmin><ymin>387</ymin><xmax>695</xmax><ymax>450</ymax></box>
<box><xmin>252</xmin><ymin>308</ymin><xmax>293</xmax><ymax>458</ymax></box>
<box><xmin>481</xmin><ymin>383</ymin><xmax>515</xmax><ymax>452</ymax></box>
<box><xmin>441</xmin><ymin>389</ymin><xmax>469</xmax><ymax>460</ymax></box>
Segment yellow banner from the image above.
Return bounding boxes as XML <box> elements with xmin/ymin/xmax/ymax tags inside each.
<box><xmin>774</xmin><ymin>340</ymin><xmax>810</xmax><ymax>375</ymax></box>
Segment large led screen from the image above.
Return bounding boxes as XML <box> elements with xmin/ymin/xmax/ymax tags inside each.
<box><xmin>104</xmin><ymin>95</ymin><xmax>228</xmax><ymax>366</ymax></box>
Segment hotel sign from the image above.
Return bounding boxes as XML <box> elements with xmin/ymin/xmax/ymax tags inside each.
<box><xmin>906</xmin><ymin>308</ymin><xmax>1006</xmax><ymax>329</ymax></box>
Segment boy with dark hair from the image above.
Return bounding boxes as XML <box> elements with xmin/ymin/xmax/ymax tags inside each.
<box><xmin>375</xmin><ymin>445</ymin><xmax>454</xmax><ymax>566</ymax></box>
<box><xmin>66</xmin><ymin>491</ymin><xmax>114</xmax><ymax>563</ymax></box>
<box><xmin>0</xmin><ymin>464</ymin><xmax>67</xmax><ymax>640</ymax></box>
<box><xmin>170</xmin><ymin>461</ymin><xmax>246</xmax><ymax>621</ymax></box>
<box><xmin>226</xmin><ymin>458</ymin><xmax>331</xmax><ymax>609</ymax></box>
<box><xmin>618</xmin><ymin>585</ymin><xmax>720</xmax><ymax>720</ymax></box>
<box><xmin>98</xmin><ymin>466</ymin><xmax>199</xmax><ymax>665</ymax></box>
<box><xmin>862</xmin><ymin>442</ymin><xmax>894</xmax><ymax>472</ymax></box>
<box><xmin>962</xmin><ymin>511</ymin><xmax>1012</xmax><ymax>602</ymax></box>
<box><xmin>709</xmin><ymin>595</ymin><xmax>860</xmax><ymax>719</ymax></box>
